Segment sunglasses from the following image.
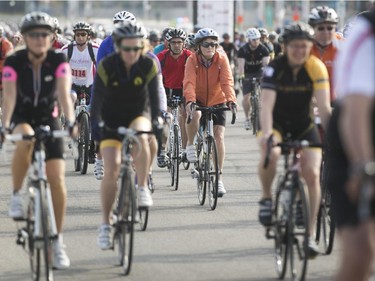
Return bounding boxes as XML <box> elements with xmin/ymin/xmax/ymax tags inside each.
<box><xmin>317</xmin><ymin>26</ymin><xmax>334</xmax><ymax>32</ymax></box>
<box><xmin>200</xmin><ymin>42</ymin><xmax>218</xmax><ymax>48</ymax></box>
<box><xmin>27</xmin><ymin>31</ymin><xmax>51</xmax><ymax>39</ymax></box>
<box><xmin>75</xmin><ymin>32</ymin><xmax>88</xmax><ymax>37</ymax></box>
<box><xmin>120</xmin><ymin>45</ymin><xmax>144</xmax><ymax>52</ymax></box>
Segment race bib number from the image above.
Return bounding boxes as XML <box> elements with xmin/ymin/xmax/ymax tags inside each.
<box><xmin>71</xmin><ymin>67</ymin><xmax>87</xmax><ymax>80</ymax></box>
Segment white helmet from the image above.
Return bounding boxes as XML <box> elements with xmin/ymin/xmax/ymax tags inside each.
<box><xmin>308</xmin><ymin>6</ymin><xmax>339</xmax><ymax>26</ymax></box>
<box><xmin>113</xmin><ymin>11</ymin><xmax>136</xmax><ymax>24</ymax></box>
<box><xmin>246</xmin><ymin>28</ymin><xmax>261</xmax><ymax>40</ymax></box>
<box><xmin>194</xmin><ymin>28</ymin><xmax>219</xmax><ymax>44</ymax></box>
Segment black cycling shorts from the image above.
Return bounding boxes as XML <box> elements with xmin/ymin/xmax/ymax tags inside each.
<box><xmin>198</xmin><ymin>103</ymin><xmax>226</xmax><ymax>127</ymax></box>
<box><xmin>10</xmin><ymin>115</ymin><xmax>64</xmax><ymax>160</ymax></box>
<box><xmin>326</xmin><ymin>106</ymin><xmax>375</xmax><ymax>228</ymax></box>
<box><xmin>273</xmin><ymin>122</ymin><xmax>321</xmax><ymax>144</ymax></box>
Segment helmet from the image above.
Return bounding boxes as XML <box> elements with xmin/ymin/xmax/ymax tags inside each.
<box><xmin>308</xmin><ymin>6</ymin><xmax>339</xmax><ymax>26</ymax></box>
<box><xmin>269</xmin><ymin>31</ymin><xmax>277</xmax><ymax>40</ymax></box>
<box><xmin>258</xmin><ymin>27</ymin><xmax>269</xmax><ymax>37</ymax></box>
<box><xmin>112</xmin><ymin>21</ymin><xmax>147</xmax><ymax>45</ymax></box>
<box><xmin>72</xmin><ymin>21</ymin><xmax>91</xmax><ymax>33</ymax></box>
<box><xmin>194</xmin><ymin>28</ymin><xmax>219</xmax><ymax>44</ymax></box>
<box><xmin>113</xmin><ymin>10</ymin><xmax>136</xmax><ymax>24</ymax></box>
<box><xmin>52</xmin><ymin>17</ymin><xmax>60</xmax><ymax>31</ymax></box>
<box><xmin>282</xmin><ymin>22</ymin><xmax>314</xmax><ymax>43</ymax></box>
<box><xmin>148</xmin><ymin>30</ymin><xmax>160</xmax><ymax>42</ymax></box>
<box><xmin>20</xmin><ymin>12</ymin><xmax>55</xmax><ymax>34</ymax></box>
<box><xmin>165</xmin><ymin>28</ymin><xmax>187</xmax><ymax>41</ymax></box>
<box><xmin>185</xmin><ymin>33</ymin><xmax>196</xmax><ymax>47</ymax></box>
<box><xmin>161</xmin><ymin>27</ymin><xmax>173</xmax><ymax>40</ymax></box>
<box><xmin>222</xmin><ymin>33</ymin><xmax>230</xmax><ymax>39</ymax></box>
<box><xmin>246</xmin><ymin>28</ymin><xmax>261</xmax><ymax>40</ymax></box>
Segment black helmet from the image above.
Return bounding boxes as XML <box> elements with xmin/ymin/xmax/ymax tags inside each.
<box><xmin>282</xmin><ymin>22</ymin><xmax>314</xmax><ymax>43</ymax></box>
<box><xmin>112</xmin><ymin>21</ymin><xmax>147</xmax><ymax>45</ymax></box>
<box><xmin>165</xmin><ymin>28</ymin><xmax>187</xmax><ymax>41</ymax></box>
<box><xmin>73</xmin><ymin>21</ymin><xmax>91</xmax><ymax>33</ymax></box>
<box><xmin>20</xmin><ymin>12</ymin><xmax>55</xmax><ymax>34</ymax></box>
<box><xmin>148</xmin><ymin>30</ymin><xmax>160</xmax><ymax>42</ymax></box>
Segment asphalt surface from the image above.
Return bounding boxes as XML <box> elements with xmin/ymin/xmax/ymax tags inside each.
<box><xmin>0</xmin><ymin>103</ymin><xmax>349</xmax><ymax>281</ymax></box>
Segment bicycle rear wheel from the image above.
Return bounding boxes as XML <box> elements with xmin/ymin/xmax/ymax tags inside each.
<box><xmin>206</xmin><ymin>137</ymin><xmax>219</xmax><ymax>210</ymax></box>
<box><xmin>289</xmin><ymin>179</ymin><xmax>310</xmax><ymax>281</ymax></box>
<box><xmin>172</xmin><ymin>125</ymin><xmax>180</xmax><ymax>190</ymax></box>
<box><xmin>273</xmin><ymin>186</ymin><xmax>288</xmax><ymax>279</ymax></box>
<box><xmin>138</xmin><ymin>208</ymin><xmax>149</xmax><ymax>231</ymax></box>
<box><xmin>196</xmin><ymin>140</ymin><xmax>206</xmax><ymax>205</ymax></box>
<box><xmin>26</xmin><ymin>189</ymin><xmax>41</xmax><ymax>281</ymax></box>
<box><xmin>116</xmin><ymin>168</ymin><xmax>135</xmax><ymax>275</ymax></box>
<box><xmin>78</xmin><ymin>112</ymin><xmax>90</xmax><ymax>174</ymax></box>
<box><xmin>251</xmin><ymin>94</ymin><xmax>260</xmax><ymax>136</ymax></box>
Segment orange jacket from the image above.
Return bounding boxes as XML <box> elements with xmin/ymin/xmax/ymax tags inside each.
<box><xmin>183</xmin><ymin>49</ymin><xmax>236</xmax><ymax>106</ymax></box>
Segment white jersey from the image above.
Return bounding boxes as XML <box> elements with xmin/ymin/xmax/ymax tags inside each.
<box><xmin>61</xmin><ymin>42</ymin><xmax>99</xmax><ymax>87</ymax></box>
<box><xmin>334</xmin><ymin>17</ymin><xmax>375</xmax><ymax>99</ymax></box>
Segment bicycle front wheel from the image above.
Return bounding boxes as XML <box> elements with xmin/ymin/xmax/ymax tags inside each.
<box><xmin>206</xmin><ymin>137</ymin><xmax>219</xmax><ymax>210</ymax></box>
<box><xmin>138</xmin><ymin>208</ymin><xmax>149</xmax><ymax>231</ymax></box>
<box><xmin>78</xmin><ymin>112</ymin><xmax>90</xmax><ymax>174</ymax></box>
<box><xmin>172</xmin><ymin>125</ymin><xmax>180</xmax><ymax>190</ymax></box>
<box><xmin>196</xmin><ymin>140</ymin><xmax>206</xmax><ymax>205</ymax></box>
<box><xmin>116</xmin><ymin>168</ymin><xmax>135</xmax><ymax>275</ymax></box>
<box><xmin>251</xmin><ymin>95</ymin><xmax>260</xmax><ymax>136</ymax></box>
<box><xmin>289</xmin><ymin>179</ymin><xmax>310</xmax><ymax>281</ymax></box>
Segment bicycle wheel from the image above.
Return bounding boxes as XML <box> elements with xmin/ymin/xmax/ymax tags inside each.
<box><xmin>138</xmin><ymin>208</ymin><xmax>149</xmax><ymax>231</ymax></box>
<box><xmin>168</xmin><ymin>130</ymin><xmax>175</xmax><ymax>187</ymax></box>
<box><xmin>38</xmin><ymin>181</ymin><xmax>53</xmax><ymax>281</ymax></box>
<box><xmin>289</xmin><ymin>179</ymin><xmax>310</xmax><ymax>281</ymax></box>
<box><xmin>273</xmin><ymin>186</ymin><xmax>288</xmax><ymax>279</ymax></box>
<box><xmin>116</xmin><ymin>168</ymin><xmax>135</xmax><ymax>275</ymax></box>
<box><xmin>316</xmin><ymin>162</ymin><xmax>335</xmax><ymax>255</ymax></box>
<box><xmin>252</xmin><ymin>94</ymin><xmax>260</xmax><ymax>136</ymax></box>
<box><xmin>206</xmin><ymin>137</ymin><xmax>219</xmax><ymax>210</ymax></box>
<box><xmin>26</xmin><ymin>189</ymin><xmax>41</xmax><ymax>281</ymax></box>
<box><xmin>172</xmin><ymin>125</ymin><xmax>180</xmax><ymax>190</ymax></box>
<box><xmin>196</xmin><ymin>140</ymin><xmax>206</xmax><ymax>205</ymax></box>
<box><xmin>78</xmin><ymin>112</ymin><xmax>89</xmax><ymax>175</ymax></box>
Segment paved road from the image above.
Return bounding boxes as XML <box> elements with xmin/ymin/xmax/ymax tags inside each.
<box><xmin>0</xmin><ymin>107</ymin><xmax>343</xmax><ymax>281</ymax></box>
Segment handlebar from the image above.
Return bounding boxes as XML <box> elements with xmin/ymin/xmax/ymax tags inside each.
<box><xmin>5</xmin><ymin>126</ymin><xmax>69</xmax><ymax>142</ymax></box>
<box><xmin>186</xmin><ymin>103</ymin><xmax>237</xmax><ymax>125</ymax></box>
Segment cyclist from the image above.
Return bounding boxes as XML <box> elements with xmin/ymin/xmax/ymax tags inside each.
<box><xmin>308</xmin><ymin>6</ymin><xmax>342</xmax><ymax>104</ymax></box>
<box><xmin>269</xmin><ymin>31</ymin><xmax>282</xmax><ymax>57</ymax></box>
<box><xmin>61</xmin><ymin>21</ymin><xmax>99</xmax><ymax>167</ymax></box>
<box><xmin>153</xmin><ymin>27</ymin><xmax>173</xmax><ymax>55</ymax></box>
<box><xmin>51</xmin><ymin>17</ymin><xmax>69</xmax><ymax>50</ymax></box>
<box><xmin>237</xmin><ymin>28</ymin><xmax>270</xmax><ymax>131</ymax></box>
<box><xmin>257</xmin><ymin>22</ymin><xmax>331</xmax><ymax>257</ymax></box>
<box><xmin>328</xmin><ymin>9</ymin><xmax>375</xmax><ymax>281</ymax></box>
<box><xmin>185</xmin><ymin>33</ymin><xmax>197</xmax><ymax>52</ymax></box>
<box><xmin>1</xmin><ymin>12</ymin><xmax>76</xmax><ymax>269</ymax></box>
<box><xmin>90</xmin><ymin>21</ymin><xmax>161</xmax><ymax>249</ymax></box>
<box><xmin>258</xmin><ymin>27</ymin><xmax>275</xmax><ymax>60</ymax></box>
<box><xmin>156</xmin><ymin>28</ymin><xmax>192</xmax><ymax>167</ymax></box>
<box><xmin>184</xmin><ymin>28</ymin><xmax>237</xmax><ymax>197</ymax></box>
<box><xmin>148</xmin><ymin>30</ymin><xmax>160</xmax><ymax>50</ymax></box>
<box><xmin>220</xmin><ymin>33</ymin><xmax>236</xmax><ymax>63</ymax></box>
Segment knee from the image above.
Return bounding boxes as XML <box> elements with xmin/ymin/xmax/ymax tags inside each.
<box><xmin>302</xmin><ymin>166</ymin><xmax>320</xmax><ymax>186</ymax></box>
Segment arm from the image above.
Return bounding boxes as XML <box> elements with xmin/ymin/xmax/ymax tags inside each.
<box><xmin>1</xmin><ymin>66</ymin><xmax>17</xmax><ymax>129</ymax></box>
<box><xmin>219</xmin><ymin>54</ymin><xmax>236</xmax><ymax>104</ymax></box>
<box><xmin>314</xmin><ymin>88</ymin><xmax>331</xmax><ymax>131</ymax></box>
<box><xmin>260</xmin><ymin>88</ymin><xmax>276</xmax><ymax>138</ymax></box>
<box><xmin>55</xmin><ymin>63</ymin><xmax>75</xmax><ymax>123</ymax></box>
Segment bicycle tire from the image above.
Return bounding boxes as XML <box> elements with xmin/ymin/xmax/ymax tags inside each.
<box><xmin>39</xmin><ymin>181</ymin><xmax>53</xmax><ymax>281</ymax></box>
<box><xmin>168</xmin><ymin>130</ymin><xmax>175</xmax><ymax>187</ymax></box>
<box><xmin>116</xmin><ymin>168</ymin><xmax>135</xmax><ymax>275</ymax></box>
<box><xmin>78</xmin><ymin>112</ymin><xmax>90</xmax><ymax>175</ymax></box>
<box><xmin>138</xmin><ymin>208</ymin><xmax>149</xmax><ymax>231</ymax></box>
<box><xmin>289</xmin><ymin>178</ymin><xmax>310</xmax><ymax>281</ymax></box>
<box><xmin>173</xmin><ymin>125</ymin><xmax>180</xmax><ymax>191</ymax></box>
<box><xmin>196</xmin><ymin>139</ymin><xmax>206</xmax><ymax>205</ymax></box>
<box><xmin>26</xmin><ymin>189</ymin><xmax>41</xmax><ymax>281</ymax></box>
<box><xmin>206</xmin><ymin>137</ymin><xmax>219</xmax><ymax>210</ymax></box>
<box><xmin>273</xmin><ymin>185</ymin><xmax>288</xmax><ymax>279</ymax></box>
<box><xmin>73</xmin><ymin>139</ymin><xmax>80</xmax><ymax>172</ymax></box>
<box><xmin>252</xmin><ymin>94</ymin><xmax>260</xmax><ymax>136</ymax></box>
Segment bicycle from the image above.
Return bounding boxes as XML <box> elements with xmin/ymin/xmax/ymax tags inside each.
<box><xmin>189</xmin><ymin>105</ymin><xmax>236</xmax><ymax>210</ymax></box>
<box><xmin>104</xmin><ymin>126</ymin><xmax>153</xmax><ymax>275</ymax></box>
<box><xmin>72</xmin><ymin>89</ymin><xmax>91</xmax><ymax>175</ymax></box>
<box><xmin>249</xmin><ymin>77</ymin><xmax>261</xmax><ymax>136</ymax></box>
<box><xmin>166</xmin><ymin>95</ymin><xmax>183</xmax><ymax>190</ymax></box>
<box><xmin>7</xmin><ymin>126</ymin><xmax>69</xmax><ymax>281</ymax></box>
<box><xmin>264</xmin><ymin>135</ymin><xmax>321</xmax><ymax>281</ymax></box>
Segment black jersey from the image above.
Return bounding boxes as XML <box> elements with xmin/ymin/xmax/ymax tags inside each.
<box><xmin>219</xmin><ymin>42</ymin><xmax>236</xmax><ymax>62</ymax></box>
<box><xmin>261</xmin><ymin>55</ymin><xmax>329</xmax><ymax>135</ymax></box>
<box><xmin>90</xmin><ymin>52</ymin><xmax>160</xmax><ymax>131</ymax></box>
<box><xmin>237</xmin><ymin>43</ymin><xmax>269</xmax><ymax>74</ymax></box>
<box><xmin>3</xmin><ymin>49</ymin><xmax>68</xmax><ymax>122</ymax></box>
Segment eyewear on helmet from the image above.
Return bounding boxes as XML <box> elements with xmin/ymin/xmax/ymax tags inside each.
<box><xmin>120</xmin><ymin>45</ymin><xmax>144</xmax><ymax>52</ymax></box>
<box><xmin>75</xmin><ymin>32</ymin><xmax>88</xmax><ymax>37</ymax></box>
<box><xmin>317</xmin><ymin>25</ymin><xmax>334</xmax><ymax>32</ymax></box>
<box><xmin>27</xmin><ymin>31</ymin><xmax>52</xmax><ymax>39</ymax></box>
<box><xmin>170</xmin><ymin>40</ymin><xmax>184</xmax><ymax>45</ymax></box>
<box><xmin>200</xmin><ymin>41</ymin><xmax>218</xmax><ymax>48</ymax></box>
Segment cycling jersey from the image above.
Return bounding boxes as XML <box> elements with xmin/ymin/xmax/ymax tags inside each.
<box><xmin>184</xmin><ymin>49</ymin><xmax>236</xmax><ymax>107</ymax></box>
<box><xmin>237</xmin><ymin>43</ymin><xmax>269</xmax><ymax>74</ymax></box>
<box><xmin>3</xmin><ymin>49</ymin><xmax>70</xmax><ymax>123</ymax></box>
<box><xmin>262</xmin><ymin>54</ymin><xmax>329</xmax><ymax>137</ymax></box>
<box><xmin>90</xmin><ymin>53</ymin><xmax>160</xmax><ymax>140</ymax></box>
<box><xmin>61</xmin><ymin>42</ymin><xmax>99</xmax><ymax>87</ymax></box>
<box><xmin>157</xmin><ymin>49</ymin><xmax>192</xmax><ymax>91</ymax></box>
<box><xmin>219</xmin><ymin>41</ymin><xmax>236</xmax><ymax>62</ymax></box>
<box><xmin>153</xmin><ymin>43</ymin><xmax>165</xmax><ymax>55</ymax></box>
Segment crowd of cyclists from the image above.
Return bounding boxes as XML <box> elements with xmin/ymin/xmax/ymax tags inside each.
<box><xmin>0</xmin><ymin>4</ymin><xmax>374</xmax><ymax>281</ymax></box>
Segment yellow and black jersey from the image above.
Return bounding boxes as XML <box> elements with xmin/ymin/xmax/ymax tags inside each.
<box><xmin>261</xmin><ymin>54</ymin><xmax>329</xmax><ymax>137</ymax></box>
<box><xmin>90</xmin><ymin>53</ymin><xmax>160</xmax><ymax>134</ymax></box>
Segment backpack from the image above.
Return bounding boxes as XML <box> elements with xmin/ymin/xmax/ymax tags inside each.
<box><xmin>67</xmin><ymin>42</ymin><xmax>96</xmax><ymax>65</ymax></box>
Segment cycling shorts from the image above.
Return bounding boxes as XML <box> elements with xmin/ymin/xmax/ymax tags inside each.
<box><xmin>10</xmin><ymin>115</ymin><xmax>64</xmax><ymax>160</ymax></box>
<box><xmin>198</xmin><ymin>103</ymin><xmax>227</xmax><ymax>127</ymax></box>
